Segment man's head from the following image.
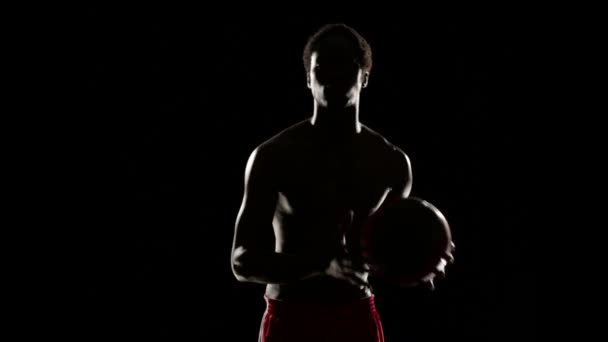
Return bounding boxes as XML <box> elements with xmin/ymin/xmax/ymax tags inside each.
<box><xmin>303</xmin><ymin>24</ymin><xmax>373</xmax><ymax>109</ymax></box>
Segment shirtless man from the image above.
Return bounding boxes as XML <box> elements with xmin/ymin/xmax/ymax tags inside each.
<box><xmin>231</xmin><ymin>23</ymin><xmax>454</xmax><ymax>341</ymax></box>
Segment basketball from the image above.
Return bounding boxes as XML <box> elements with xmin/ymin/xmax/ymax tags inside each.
<box><xmin>361</xmin><ymin>197</ymin><xmax>452</xmax><ymax>286</ymax></box>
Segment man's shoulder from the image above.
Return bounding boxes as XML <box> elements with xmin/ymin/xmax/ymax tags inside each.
<box><xmin>257</xmin><ymin>119</ymin><xmax>309</xmax><ymax>150</ymax></box>
<box><xmin>249</xmin><ymin>119</ymin><xmax>310</xmax><ymax>162</ymax></box>
<box><xmin>360</xmin><ymin>124</ymin><xmax>408</xmax><ymax>161</ymax></box>
<box><xmin>360</xmin><ymin>125</ymin><xmax>411</xmax><ymax>191</ymax></box>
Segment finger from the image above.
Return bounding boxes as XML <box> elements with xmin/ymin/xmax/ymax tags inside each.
<box><xmin>418</xmin><ymin>278</ymin><xmax>435</xmax><ymax>290</ymax></box>
<box><xmin>350</xmin><ymin>272</ymin><xmax>370</xmax><ymax>289</ymax></box>
<box><xmin>435</xmin><ymin>268</ymin><xmax>446</xmax><ymax>279</ymax></box>
<box><xmin>354</xmin><ymin>270</ymin><xmax>369</xmax><ymax>282</ymax></box>
<box><xmin>339</xmin><ymin>258</ymin><xmax>353</xmax><ymax>268</ymax></box>
<box><xmin>443</xmin><ymin>251</ymin><xmax>455</xmax><ymax>263</ymax></box>
<box><xmin>433</xmin><ymin>261</ymin><xmax>447</xmax><ymax>278</ymax></box>
<box><xmin>346</xmin><ymin>260</ymin><xmax>370</xmax><ymax>273</ymax></box>
<box><xmin>421</xmin><ymin>271</ymin><xmax>435</xmax><ymax>282</ymax></box>
<box><xmin>341</xmin><ymin>265</ymin><xmax>368</xmax><ymax>283</ymax></box>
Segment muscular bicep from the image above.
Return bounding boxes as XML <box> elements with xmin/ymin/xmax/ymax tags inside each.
<box><xmin>231</xmin><ymin>146</ymin><xmax>278</xmax><ymax>262</ymax></box>
<box><xmin>388</xmin><ymin>147</ymin><xmax>412</xmax><ymax>199</ymax></box>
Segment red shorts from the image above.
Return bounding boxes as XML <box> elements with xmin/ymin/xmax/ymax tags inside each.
<box><xmin>258</xmin><ymin>295</ymin><xmax>384</xmax><ymax>342</ymax></box>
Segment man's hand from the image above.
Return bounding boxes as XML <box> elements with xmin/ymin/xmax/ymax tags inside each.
<box><xmin>418</xmin><ymin>241</ymin><xmax>456</xmax><ymax>290</ymax></box>
<box><xmin>324</xmin><ymin>253</ymin><xmax>370</xmax><ymax>289</ymax></box>
<box><xmin>323</xmin><ymin>210</ymin><xmax>371</xmax><ymax>289</ymax></box>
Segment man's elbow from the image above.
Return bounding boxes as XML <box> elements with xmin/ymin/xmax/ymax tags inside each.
<box><xmin>231</xmin><ymin>262</ymin><xmax>249</xmax><ymax>282</ymax></box>
<box><xmin>232</xmin><ymin>268</ymin><xmax>248</xmax><ymax>282</ymax></box>
<box><xmin>231</xmin><ymin>246</ymin><xmax>250</xmax><ymax>282</ymax></box>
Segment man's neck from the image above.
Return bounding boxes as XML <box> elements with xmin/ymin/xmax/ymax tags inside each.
<box><xmin>309</xmin><ymin>101</ymin><xmax>361</xmax><ymax>138</ymax></box>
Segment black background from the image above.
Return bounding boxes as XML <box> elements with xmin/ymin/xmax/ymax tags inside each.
<box><xmin>82</xmin><ymin>8</ymin><xmax>534</xmax><ymax>341</ymax></box>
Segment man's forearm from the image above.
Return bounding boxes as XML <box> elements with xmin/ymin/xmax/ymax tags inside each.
<box><xmin>232</xmin><ymin>250</ymin><xmax>330</xmax><ymax>284</ymax></box>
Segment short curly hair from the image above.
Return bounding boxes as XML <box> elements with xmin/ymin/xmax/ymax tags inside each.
<box><xmin>303</xmin><ymin>23</ymin><xmax>373</xmax><ymax>76</ymax></box>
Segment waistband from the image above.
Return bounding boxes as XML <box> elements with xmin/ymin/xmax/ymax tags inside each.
<box><xmin>263</xmin><ymin>294</ymin><xmax>378</xmax><ymax>315</ymax></box>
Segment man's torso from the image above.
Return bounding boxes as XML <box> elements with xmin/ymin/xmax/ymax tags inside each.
<box><xmin>261</xmin><ymin>119</ymin><xmax>400</xmax><ymax>301</ymax></box>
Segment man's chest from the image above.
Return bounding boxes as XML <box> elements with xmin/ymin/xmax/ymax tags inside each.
<box><xmin>275</xmin><ymin>148</ymin><xmax>393</xmax><ymax>217</ymax></box>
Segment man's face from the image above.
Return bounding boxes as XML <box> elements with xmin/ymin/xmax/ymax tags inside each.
<box><xmin>307</xmin><ymin>36</ymin><xmax>368</xmax><ymax>109</ymax></box>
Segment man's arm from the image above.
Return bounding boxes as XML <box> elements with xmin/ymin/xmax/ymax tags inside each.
<box><xmin>230</xmin><ymin>145</ymin><xmax>330</xmax><ymax>284</ymax></box>
<box><xmin>344</xmin><ymin>147</ymin><xmax>413</xmax><ymax>266</ymax></box>
<box><xmin>385</xmin><ymin>146</ymin><xmax>455</xmax><ymax>287</ymax></box>
<box><xmin>387</xmin><ymin>147</ymin><xmax>413</xmax><ymax>201</ymax></box>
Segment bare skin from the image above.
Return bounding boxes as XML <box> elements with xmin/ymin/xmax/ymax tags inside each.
<box><xmin>231</xmin><ymin>33</ymin><xmax>453</xmax><ymax>302</ymax></box>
